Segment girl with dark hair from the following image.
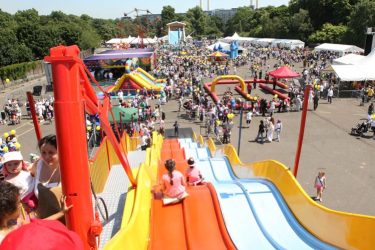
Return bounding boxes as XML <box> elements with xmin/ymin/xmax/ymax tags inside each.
<box><xmin>161</xmin><ymin>159</ymin><xmax>187</xmax><ymax>205</ymax></box>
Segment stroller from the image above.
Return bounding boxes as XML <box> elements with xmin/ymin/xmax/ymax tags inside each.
<box><xmin>350</xmin><ymin>120</ymin><xmax>370</xmax><ymax>136</ymax></box>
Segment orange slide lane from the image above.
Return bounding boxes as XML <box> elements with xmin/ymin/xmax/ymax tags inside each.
<box><xmin>149</xmin><ymin>139</ymin><xmax>236</xmax><ymax>250</ymax></box>
<box><xmin>183</xmin><ymin>183</ymin><xmax>236</xmax><ymax>250</ymax></box>
<box><xmin>149</xmin><ymin>140</ymin><xmax>188</xmax><ymax>250</ymax></box>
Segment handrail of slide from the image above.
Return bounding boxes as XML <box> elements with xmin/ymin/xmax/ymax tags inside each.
<box><xmin>198</xmin><ymin>134</ymin><xmax>205</xmax><ymax>146</ymax></box>
<box><xmin>223</xmin><ymin>143</ymin><xmax>375</xmax><ymax>250</ymax></box>
<box><xmin>192</xmin><ymin>131</ymin><xmax>197</xmax><ymax>142</ymax></box>
<box><xmin>206</xmin><ymin>137</ymin><xmax>217</xmax><ymax>156</ymax></box>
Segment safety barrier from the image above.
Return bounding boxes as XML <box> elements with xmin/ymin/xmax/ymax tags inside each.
<box><xmin>198</xmin><ymin>134</ymin><xmax>205</xmax><ymax>146</ymax></box>
<box><xmin>89</xmin><ymin>138</ymin><xmax>111</xmax><ymax>193</ymax></box>
<box><xmin>223</xmin><ymin>143</ymin><xmax>375</xmax><ymax>250</ymax></box>
<box><xmin>104</xmin><ymin>131</ymin><xmax>164</xmax><ymax>249</ymax></box>
<box><xmin>89</xmin><ymin>132</ymin><xmax>139</xmax><ymax>194</ymax></box>
<box><xmin>103</xmin><ymin>163</ymin><xmax>152</xmax><ymax>250</ymax></box>
<box><xmin>192</xmin><ymin>131</ymin><xmax>197</xmax><ymax>142</ymax></box>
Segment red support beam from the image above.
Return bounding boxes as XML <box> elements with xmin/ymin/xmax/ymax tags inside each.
<box><xmin>293</xmin><ymin>84</ymin><xmax>312</xmax><ymax>177</ymax></box>
<box><xmin>45</xmin><ymin>45</ymin><xmax>97</xmax><ymax>249</ymax></box>
<box><xmin>26</xmin><ymin>92</ymin><xmax>42</xmax><ymax>142</ymax></box>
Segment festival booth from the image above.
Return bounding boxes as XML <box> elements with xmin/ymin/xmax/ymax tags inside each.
<box><xmin>84</xmin><ymin>48</ymin><xmax>156</xmax><ymax>76</ymax></box>
<box><xmin>262</xmin><ymin>66</ymin><xmax>299</xmax><ymax>99</ymax></box>
<box><xmin>209</xmin><ymin>51</ymin><xmax>228</xmax><ymax>63</ymax></box>
<box><xmin>314</xmin><ymin>43</ymin><xmax>364</xmax><ymax>57</ymax></box>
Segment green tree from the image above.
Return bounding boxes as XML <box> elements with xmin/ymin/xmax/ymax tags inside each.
<box><xmin>288</xmin><ymin>9</ymin><xmax>313</xmax><ymax>41</ymax></box>
<box><xmin>92</xmin><ymin>19</ymin><xmax>117</xmax><ymax>41</ymax></box>
<box><xmin>161</xmin><ymin>5</ymin><xmax>176</xmax><ymax>28</ymax></box>
<box><xmin>0</xmin><ymin>29</ymin><xmax>32</xmax><ymax>66</ymax></box>
<box><xmin>14</xmin><ymin>9</ymin><xmax>39</xmax><ymax>26</ymax></box>
<box><xmin>289</xmin><ymin>0</ymin><xmax>353</xmax><ymax>29</ymax></box>
<box><xmin>308</xmin><ymin>23</ymin><xmax>347</xmax><ymax>43</ymax></box>
<box><xmin>346</xmin><ymin>0</ymin><xmax>375</xmax><ymax>46</ymax></box>
<box><xmin>0</xmin><ymin>9</ymin><xmax>16</xmax><ymax>29</ymax></box>
<box><xmin>205</xmin><ymin>15</ymin><xmax>223</xmax><ymax>38</ymax></box>
<box><xmin>225</xmin><ymin>7</ymin><xmax>253</xmax><ymax>36</ymax></box>
<box><xmin>186</xmin><ymin>7</ymin><xmax>207</xmax><ymax>37</ymax></box>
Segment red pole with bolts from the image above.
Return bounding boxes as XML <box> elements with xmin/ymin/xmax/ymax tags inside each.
<box><xmin>45</xmin><ymin>45</ymin><xmax>97</xmax><ymax>249</ymax></box>
<box><xmin>293</xmin><ymin>84</ymin><xmax>312</xmax><ymax>178</ymax></box>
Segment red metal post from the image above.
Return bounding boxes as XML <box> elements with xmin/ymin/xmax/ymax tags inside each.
<box><xmin>45</xmin><ymin>46</ymin><xmax>96</xmax><ymax>249</ymax></box>
<box><xmin>293</xmin><ymin>84</ymin><xmax>312</xmax><ymax>177</ymax></box>
<box><xmin>26</xmin><ymin>92</ymin><xmax>42</xmax><ymax>142</ymax></box>
<box><xmin>119</xmin><ymin>111</ymin><xmax>123</xmax><ymax>136</ymax></box>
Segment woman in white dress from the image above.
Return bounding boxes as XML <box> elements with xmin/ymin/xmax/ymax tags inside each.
<box><xmin>267</xmin><ymin>117</ymin><xmax>275</xmax><ymax>142</ymax></box>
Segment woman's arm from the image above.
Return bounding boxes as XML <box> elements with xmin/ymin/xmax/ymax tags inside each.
<box><xmin>45</xmin><ymin>196</ymin><xmax>72</xmax><ymax>221</ymax></box>
<box><xmin>28</xmin><ymin>159</ymin><xmax>39</xmax><ymax>177</ymax></box>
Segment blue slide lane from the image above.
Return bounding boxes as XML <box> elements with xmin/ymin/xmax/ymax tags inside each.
<box><xmin>179</xmin><ymin>138</ymin><xmax>337</xmax><ymax>250</ymax></box>
<box><xmin>204</xmin><ymin>157</ymin><xmax>337</xmax><ymax>250</ymax></box>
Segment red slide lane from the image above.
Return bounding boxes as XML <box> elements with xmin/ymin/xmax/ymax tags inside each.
<box><xmin>183</xmin><ymin>184</ymin><xmax>236</xmax><ymax>250</ymax></box>
<box><xmin>150</xmin><ymin>140</ymin><xmax>188</xmax><ymax>250</ymax></box>
<box><xmin>149</xmin><ymin>198</ymin><xmax>187</xmax><ymax>250</ymax></box>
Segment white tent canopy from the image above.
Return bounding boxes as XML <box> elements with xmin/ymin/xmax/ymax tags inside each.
<box><xmin>314</xmin><ymin>43</ymin><xmax>364</xmax><ymax>56</ymax></box>
<box><xmin>332</xmin><ymin>49</ymin><xmax>375</xmax><ymax>81</ymax></box>
<box><xmin>207</xmin><ymin>41</ymin><xmax>230</xmax><ymax>51</ymax></box>
<box><xmin>106</xmin><ymin>36</ymin><xmax>157</xmax><ymax>45</ymax></box>
<box><xmin>332</xmin><ymin>53</ymin><xmax>364</xmax><ymax>65</ymax></box>
<box><xmin>105</xmin><ymin>38</ymin><xmax>123</xmax><ymax>44</ymax></box>
<box><xmin>220</xmin><ymin>33</ymin><xmax>304</xmax><ymax>49</ymax></box>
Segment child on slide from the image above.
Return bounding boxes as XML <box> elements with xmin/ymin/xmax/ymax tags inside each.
<box><xmin>186</xmin><ymin>157</ymin><xmax>204</xmax><ymax>186</ymax></box>
<box><xmin>161</xmin><ymin>159</ymin><xmax>188</xmax><ymax>205</ymax></box>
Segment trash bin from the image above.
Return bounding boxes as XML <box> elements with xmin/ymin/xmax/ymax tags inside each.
<box><xmin>33</xmin><ymin>85</ymin><xmax>43</xmax><ymax>96</ymax></box>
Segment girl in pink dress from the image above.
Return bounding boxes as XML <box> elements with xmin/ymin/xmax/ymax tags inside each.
<box><xmin>161</xmin><ymin>159</ymin><xmax>187</xmax><ymax>203</ymax></box>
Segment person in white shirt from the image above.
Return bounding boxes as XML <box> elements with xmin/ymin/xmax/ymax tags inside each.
<box><xmin>274</xmin><ymin>119</ymin><xmax>283</xmax><ymax>142</ymax></box>
<box><xmin>117</xmin><ymin>90</ymin><xmax>123</xmax><ymax>101</ymax></box>
<box><xmin>327</xmin><ymin>87</ymin><xmax>333</xmax><ymax>104</ymax></box>
<box><xmin>246</xmin><ymin>111</ymin><xmax>253</xmax><ymax>125</ymax></box>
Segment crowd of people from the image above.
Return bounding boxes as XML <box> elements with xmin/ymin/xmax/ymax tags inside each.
<box><xmin>0</xmin><ymin>96</ymin><xmax>55</xmax><ymax>126</ymax></box>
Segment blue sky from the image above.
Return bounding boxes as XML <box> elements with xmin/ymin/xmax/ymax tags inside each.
<box><xmin>0</xmin><ymin>0</ymin><xmax>289</xmax><ymax>19</ymax></box>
